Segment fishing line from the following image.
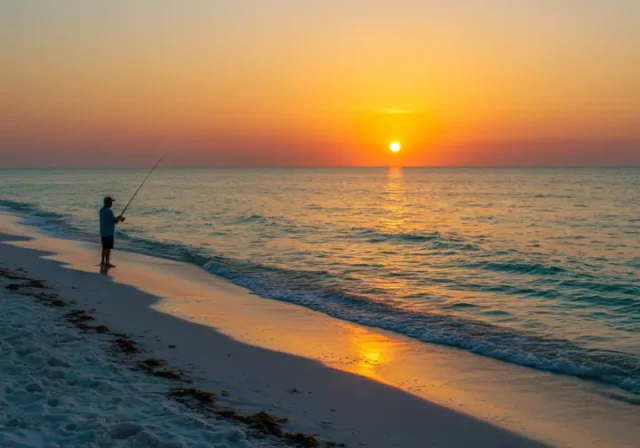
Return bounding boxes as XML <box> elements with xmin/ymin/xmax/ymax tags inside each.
<box><xmin>120</xmin><ymin>154</ymin><xmax>167</xmax><ymax>217</ymax></box>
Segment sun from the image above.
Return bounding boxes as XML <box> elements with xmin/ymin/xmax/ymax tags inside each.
<box><xmin>389</xmin><ymin>142</ymin><xmax>401</xmax><ymax>153</ymax></box>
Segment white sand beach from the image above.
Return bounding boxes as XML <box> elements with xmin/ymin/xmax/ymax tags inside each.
<box><xmin>1</xmin><ymin>213</ymin><xmax>638</xmax><ymax>448</ymax></box>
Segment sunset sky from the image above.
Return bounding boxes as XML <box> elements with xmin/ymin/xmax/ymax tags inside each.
<box><xmin>2</xmin><ymin>1</ymin><xmax>639</xmax><ymax>167</ymax></box>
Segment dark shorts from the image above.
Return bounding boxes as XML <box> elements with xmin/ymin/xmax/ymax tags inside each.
<box><xmin>101</xmin><ymin>236</ymin><xmax>114</xmax><ymax>250</ymax></box>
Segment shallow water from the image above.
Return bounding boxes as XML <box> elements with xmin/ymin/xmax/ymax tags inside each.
<box><xmin>1</xmin><ymin>167</ymin><xmax>639</xmax><ymax>393</ymax></box>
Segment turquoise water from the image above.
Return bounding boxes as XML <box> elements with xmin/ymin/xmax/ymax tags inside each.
<box><xmin>1</xmin><ymin>168</ymin><xmax>639</xmax><ymax>394</ymax></box>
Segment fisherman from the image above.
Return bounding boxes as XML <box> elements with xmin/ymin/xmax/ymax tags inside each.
<box><xmin>99</xmin><ymin>196</ymin><xmax>125</xmax><ymax>268</ymax></box>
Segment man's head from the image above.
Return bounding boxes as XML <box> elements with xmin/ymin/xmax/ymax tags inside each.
<box><xmin>103</xmin><ymin>196</ymin><xmax>115</xmax><ymax>208</ymax></box>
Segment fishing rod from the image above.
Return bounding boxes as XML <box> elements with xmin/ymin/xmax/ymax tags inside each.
<box><xmin>120</xmin><ymin>154</ymin><xmax>167</xmax><ymax>217</ymax></box>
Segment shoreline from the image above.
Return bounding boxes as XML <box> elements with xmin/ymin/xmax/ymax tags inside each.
<box><xmin>1</xmin><ymin>214</ymin><xmax>638</xmax><ymax>447</ymax></box>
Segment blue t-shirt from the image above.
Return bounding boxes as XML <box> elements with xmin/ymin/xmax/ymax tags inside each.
<box><xmin>100</xmin><ymin>207</ymin><xmax>116</xmax><ymax>237</ymax></box>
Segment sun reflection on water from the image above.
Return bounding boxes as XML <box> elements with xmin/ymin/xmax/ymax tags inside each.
<box><xmin>382</xmin><ymin>167</ymin><xmax>407</xmax><ymax>233</ymax></box>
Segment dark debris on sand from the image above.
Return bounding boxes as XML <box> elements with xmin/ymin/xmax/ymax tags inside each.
<box><xmin>169</xmin><ymin>387</ymin><xmax>217</xmax><ymax>405</ymax></box>
<box><xmin>140</xmin><ymin>358</ymin><xmax>166</xmax><ymax>369</ymax></box>
<box><xmin>3</xmin><ymin>273</ymin><xmax>70</xmax><ymax>309</ymax></box>
<box><xmin>0</xmin><ymin>267</ymin><xmax>28</xmax><ymax>280</ymax></box>
<box><xmin>137</xmin><ymin>357</ymin><xmax>190</xmax><ymax>382</ymax></box>
<box><xmin>26</xmin><ymin>279</ymin><xmax>47</xmax><ymax>288</ymax></box>
<box><xmin>169</xmin><ymin>387</ymin><xmax>322</xmax><ymax>448</ymax></box>
<box><xmin>67</xmin><ymin>309</ymin><xmax>95</xmax><ymax>323</ymax></box>
<box><xmin>223</xmin><ymin>410</ymin><xmax>320</xmax><ymax>448</ymax></box>
<box><xmin>114</xmin><ymin>337</ymin><xmax>140</xmax><ymax>354</ymax></box>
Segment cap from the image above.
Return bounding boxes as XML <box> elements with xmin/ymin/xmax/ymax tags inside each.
<box><xmin>104</xmin><ymin>196</ymin><xmax>115</xmax><ymax>204</ymax></box>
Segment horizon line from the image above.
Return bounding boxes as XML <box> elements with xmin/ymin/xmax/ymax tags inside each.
<box><xmin>1</xmin><ymin>165</ymin><xmax>639</xmax><ymax>169</ymax></box>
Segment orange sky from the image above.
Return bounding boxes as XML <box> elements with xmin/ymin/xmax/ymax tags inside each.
<box><xmin>2</xmin><ymin>1</ymin><xmax>639</xmax><ymax>166</ymax></box>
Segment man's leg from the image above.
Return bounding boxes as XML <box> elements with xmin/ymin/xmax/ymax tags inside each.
<box><xmin>105</xmin><ymin>248</ymin><xmax>111</xmax><ymax>265</ymax></box>
<box><xmin>101</xmin><ymin>248</ymin><xmax>106</xmax><ymax>265</ymax></box>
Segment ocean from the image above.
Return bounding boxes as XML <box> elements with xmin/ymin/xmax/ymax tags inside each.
<box><xmin>1</xmin><ymin>167</ymin><xmax>638</xmax><ymax>395</ymax></box>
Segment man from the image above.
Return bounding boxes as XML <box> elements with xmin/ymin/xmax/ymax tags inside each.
<box><xmin>99</xmin><ymin>196</ymin><xmax>125</xmax><ymax>268</ymax></box>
